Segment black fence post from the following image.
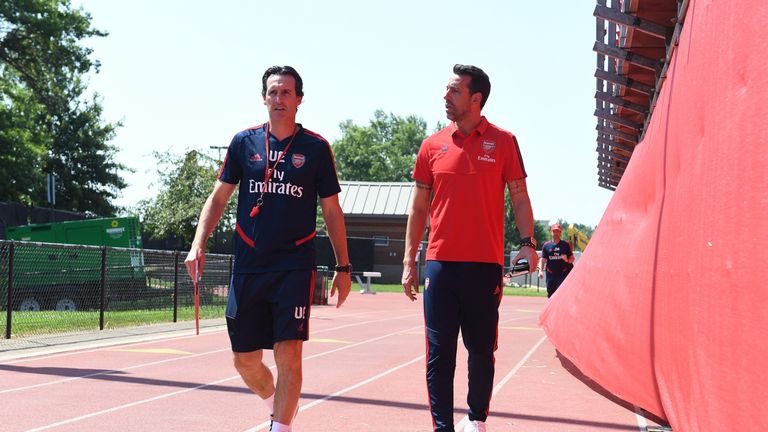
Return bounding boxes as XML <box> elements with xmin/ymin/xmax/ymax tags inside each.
<box><xmin>99</xmin><ymin>246</ymin><xmax>107</xmax><ymax>330</ymax></box>
<box><xmin>173</xmin><ymin>251</ymin><xmax>179</xmax><ymax>323</ymax></box>
<box><xmin>228</xmin><ymin>255</ymin><xmax>233</xmax><ymax>284</ymax></box>
<box><xmin>5</xmin><ymin>241</ymin><xmax>14</xmax><ymax>339</ymax></box>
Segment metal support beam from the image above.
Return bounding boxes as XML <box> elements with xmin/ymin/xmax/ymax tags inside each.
<box><xmin>598</xmin><ymin>175</ymin><xmax>619</xmax><ymax>185</ymax></box>
<box><xmin>596</xmin><ymin>149</ymin><xmax>632</xmax><ymax>166</ymax></box>
<box><xmin>594</xmin><ymin>5</ymin><xmax>672</xmax><ymax>41</ymax></box>
<box><xmin>594</xmin><ymin>42</ymin><xmax>662</xmax><ymax>73</ymax></box>
<box><xmin>597</xmin><ymin>136</ymin><xmax>635</xmax><ymax>153</ymax></box>
<box><xmin>597</xmin><ymin>169</ymin><xmax>623</xmax><ymax>178</ymax></box>
<box><xmin>596</xmin><ymin>124</ymin><xmax>639</xmax><ymax>144</ymax></box>
<box><xmin>598</xmin><ymin>159</ymin><xmax>626</xmax><ymax>172</ymax></box>
<box><xmin>596</xmin><ymin>144</ymin><xmax>632</xmax><ymax>161</ymax></box>
<box><xmin>598</xmin><ymin>162</ymin><xmax>626</xmax><ymax>174</ymax></box>
<box><xmin>595</xmin><ymin>91</ymin><xmax>648</xmax><ymax>115</ymax></box>
<box><xmin>598</xmin><ymin>152</ymin><xmax>630</xmax><ymax>164</ymax></box>
<box><xmin>599</xmin><ymin>172</ymin><xmax>620</xmax><ymax>181</ymax></box>
<box><xmin>594</xmin><ymin>108</ymin><xmax>643</xmax><ymax>131</ymax></box>
<box><xmin>594</xmin><ymin>69</ymin><xmax>654</xmax><ymax>95</ymax></box>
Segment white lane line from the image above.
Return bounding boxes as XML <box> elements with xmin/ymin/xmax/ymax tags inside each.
<box><xmin>22</xmin><ymin>324</ymin><xmax>424</xmax><ymax>431</ymax></box>
<box><xmin>5</xmin><ymin>312</ymin><xmax>415</xmax><ymax>364</ymax></box>
<box><xmin>20</xmin><ymin>308</ymin><xmax>538</xmax><ymax>430</ymax></box>
<box><xmin>313</xmin><ymin>308</ymin><xmax>411</xmax><ymax>320</ymax></box>
<box><xmin>243</xmin><ymin>355</ymin><xmax>427</xmax><ymax>432</ymax></box>
<box><xmin>454</xmin><ymin>335</ymin><xmax>548</xmax><ymax>431</ymax></box>
<box><xmin>1</xmin><ymin>313</ymin><xmax>420</xmax><ymax>393</ymax></box>
<box><xmin>2</xmin><ymin>326</ymin><xmax>227</xmax><ymax>364</ymax></box>
<box><xmin>302</xmin><ymin>324</ymin><xmax>422</xmax><ymax>362</ymax></box>
<box><xmin>24</xmin><ymin>374</ymin><xmax>240</xmax><ymax>432</ymax></box>
<box><xmin>243</xmin><ymin>315</ymin><xmax>540</xmax><ymax>431</ymax></box>
<box><xmin>0</xmin><ymin>347</ymin><xmax>232</xmax><ymax>395</ymax></box>
<box><xmin>4</xmin><ymin>310</ymin><xmax>419</xmax><ymax>365</ymax></box>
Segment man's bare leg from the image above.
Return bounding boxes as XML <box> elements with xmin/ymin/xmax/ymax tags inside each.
<box><xmin>272</xmin><ymin>340</ymin><xmax>303</xmax><ymax>425</ymax></box>
<box><xmin>233</xmin><ymin>350</ymin><xmax>275</xmax><ymax>399</ymax></box>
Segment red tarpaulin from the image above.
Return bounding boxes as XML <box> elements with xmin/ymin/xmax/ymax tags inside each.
<box><xmin>540</xmin><ymin>1</ymin><xmax>768</xmax><ymax>430</ymax></box>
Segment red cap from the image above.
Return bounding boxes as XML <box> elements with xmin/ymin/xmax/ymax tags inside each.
<box><xmin>551</xmin><ymin>223</ymin><xmax>562</xmax><ymax>231</ymax></box>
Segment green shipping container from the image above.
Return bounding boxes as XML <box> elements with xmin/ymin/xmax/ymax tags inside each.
<box><xmin>3</xmin><ymin>217</ymin><xmax>147</xmax><ymax>311</ymax></box>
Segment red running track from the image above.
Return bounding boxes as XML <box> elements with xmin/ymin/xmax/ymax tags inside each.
<box><xmin>0</xmin><ymin>293</ymin><xmax>661</xmax><ymax>431</ymax></box>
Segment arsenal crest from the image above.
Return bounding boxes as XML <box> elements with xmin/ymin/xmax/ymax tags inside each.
<box><xmin>481</xmin><ymin>140</ymin><xmax>496</xmax><ymax>154</ymax></box>
<box><xmin>291</xmin><ymin>153</ymin><xmax>306</xmax><ymax>168</ymax></box>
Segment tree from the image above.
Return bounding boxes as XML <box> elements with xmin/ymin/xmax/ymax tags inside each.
<box><xmin>0</xmin><ymin>1</ymin><xmax>125</xmax><ymax>215</ymax></box>
<box><xmin>0</xmin><ymin>79</ymin><xmax>46</xmax><ymax>204</ymax></box>
<box><xmin>548</xmin><ymin>219</ymin><xmax>594</xmax><ymax>252</ymax></box>
<box><xmin>333</xmin><ymin>110</ymin><xmax>428</xmax><ymax>182</ymax></box>
<box><xmin>138</xmin><ymin>150</ymin><xmax>237</xmax><ymax>251</ymax></box>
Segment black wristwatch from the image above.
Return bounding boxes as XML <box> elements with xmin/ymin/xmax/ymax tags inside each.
<box><xmin>519</xmin><ymin>237</ymin><xmax>537</xmax><ymax>249</ymax></box>
<box><xmin>334</xmin><ymin>264</ymin><xmax>353</xmax><ymax>273</ymax></box>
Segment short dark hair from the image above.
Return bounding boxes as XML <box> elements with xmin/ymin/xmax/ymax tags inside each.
<box><xmin>261</xmin><ymin>65</ymin><xmax>304</xmax><ymax>98</ymax></box>
<box><xmin>453</xmin><ymin>64</ymin><xmax>491</xmax><ymax>108</ymax></box>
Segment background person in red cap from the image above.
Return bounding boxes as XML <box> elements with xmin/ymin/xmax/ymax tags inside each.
<box><xmin>537</xmin><ymin>223</ymin><xmax>574</xmax><ymax>297</ymax></box>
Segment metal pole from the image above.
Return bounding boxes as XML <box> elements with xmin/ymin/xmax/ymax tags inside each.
<box><xmin>99</xmin><ymin>246</ymin><xmax>106</xmax><ymax>330</ymax></box>
<box><xmin>5</xmin><ymin>241</ymin><xmax>15</xmax><ymax>339</ymax></box>
<box><xmin>228</xmin><ymin>255</ymin><xmax>233</xmax><ymax>283</ymax></box>
<box><xmin>173</xmin><ymin>251</ymin><xmax>179</xmax><ymax>323</ymax></box>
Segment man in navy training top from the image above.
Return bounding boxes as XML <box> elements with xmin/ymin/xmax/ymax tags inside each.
<box><xmin>537</xmin><ymin>223</ymin><xmax>574</xmax><ymax>297</ymax></box>
<box><xmin>185</xmin><ymin>65</ymin><xmax>352</xmax><ymax>432</ymax></box>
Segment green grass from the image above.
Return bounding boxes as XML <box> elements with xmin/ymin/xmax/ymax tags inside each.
<box><xmin>5</xmin><ymin>305</ymin><xmax>226</xmax><ymax>337</ymax></box>
<box><xmin>4</xmin><ymin>284</ymin><xmax>546</xmax><ymax>338</ymax></box>
<box><xmin>367</xmin><ymin>283</ymin><xmax>547</xmax><ymax>297</ymax></box>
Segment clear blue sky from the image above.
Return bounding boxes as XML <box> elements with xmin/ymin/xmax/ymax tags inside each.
<box><xmin>75</xmin><ymin>0</ymin><xmax>613</xmax><ymax>227</ymax></box>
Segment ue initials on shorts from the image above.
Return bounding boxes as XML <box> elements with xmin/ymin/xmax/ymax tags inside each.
<box><xmin>294</xmin><ymin>306</ymin><xmax>307</xmax><ymax>319</ymax></box>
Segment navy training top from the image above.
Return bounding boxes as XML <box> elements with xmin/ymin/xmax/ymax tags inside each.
<box><xmin>541</xmin><ymin>240</ymin><xmax>574</xmax><ymax>277</ymax></box>
<box><xmin>218</xmin><ymin>123</ymin><xmax>340</xmax><ymax>273</ymax></box>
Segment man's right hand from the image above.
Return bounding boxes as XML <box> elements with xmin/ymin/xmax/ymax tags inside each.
<box><xmin>401</xmin><ymin>261</ymin><xmax>420</xmax><ymax>302</ymax></box>
<box><xmin>184</xmin><ymin>247</ymin><xmax>205</xmax><ymax>282</ymax></box>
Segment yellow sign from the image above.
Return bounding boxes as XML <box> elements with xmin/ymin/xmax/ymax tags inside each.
<box><xmin>568</xmin><ymin>224</ymin><xmax>590</xmax><ymax>251</ymax></box>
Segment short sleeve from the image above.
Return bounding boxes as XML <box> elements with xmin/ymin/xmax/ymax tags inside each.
<box><xmin>316</xmin><ymin>141</ymin><xmax>341</xmax><ymax>198</ymax></box>
<box><xmin>503</xmin><ymin>135</ymin><xmax>527</xmax><ymax>182</ymax></box>
<box><xmin>412</xmin><ymin>139</ymin><xmax>433</xmax><ymax>185</ymax></box>
<box><xmin>218</xmin><ymin>134</ymin><xmax>242</xmax><ymax>185</ymax></box>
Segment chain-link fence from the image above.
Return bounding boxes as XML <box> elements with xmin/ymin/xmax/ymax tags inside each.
<box><xmin>0</xmin><ymin>241</ymin><xmax>232</xmax><ymax>339</ymax></box>
<box><xmin>0</xmin><ymin>241</ymin><xmax>332</xmax><ymax>339</ymax></box>
<box><xmin>0</xmin><ymin>240</ymin><xmax>332</xmax><ymax>339</ymax></box>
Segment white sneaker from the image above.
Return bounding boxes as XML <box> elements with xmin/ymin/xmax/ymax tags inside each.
<box><xmin>269</xmin><ymin>403</ymin><xmax>299</xmax><ymax>425</ymax></box>
<box><xmin>464</xmin><ymin>420</ymin><xmax>487</xmax><ymax>432</ymax></box>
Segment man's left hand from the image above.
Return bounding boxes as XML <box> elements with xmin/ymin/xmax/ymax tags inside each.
<box><xmin>330</xmin><ymin>271</ymin><xmax>352</xmax><ymax>308</ymax></box>
<box><xmin>512</xmin><ymin>246</ymin><xmax>539</xmax><ymax>273</ymax></box>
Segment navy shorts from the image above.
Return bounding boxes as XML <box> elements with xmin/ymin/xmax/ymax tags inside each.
<box><xmin>546</xmin><ymin>273</ymin><xmax>567</xmax><ymax>298</ymax></box>
<box><xmin>225</xmin><ymin>269</ymin><xmax>315</xmax><ymax>352</ymax></box>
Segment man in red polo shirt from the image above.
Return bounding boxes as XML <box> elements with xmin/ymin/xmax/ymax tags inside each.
<box><xmin>402</xmin><ymin>64</ymin><xmax>539</xmax><ymax>432</ymax></box>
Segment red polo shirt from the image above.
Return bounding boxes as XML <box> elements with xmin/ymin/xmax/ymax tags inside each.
<box><xmin>412</xmin><ymin>117</ymin><xmax>527</xmax><ymax>265</ymax></box>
